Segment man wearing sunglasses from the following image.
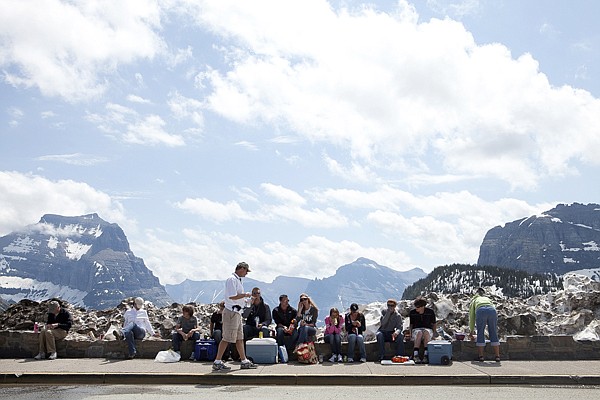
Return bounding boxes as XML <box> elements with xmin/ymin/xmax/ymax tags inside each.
<box><xmin>375</xmin><ymin>298</ymin><xmax>405</xmax><ymax>361</ymax></box>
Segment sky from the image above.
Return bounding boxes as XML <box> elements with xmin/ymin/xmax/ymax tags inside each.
<box><xmin>1</xmin><ymin>0</ymin><xmax>599</xmax><ymax>286</ymax></box>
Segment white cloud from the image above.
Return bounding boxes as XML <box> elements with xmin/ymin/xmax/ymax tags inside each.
<box><xmin>36</xmin><ymin>153</ymin><xmax>109</xmax><ymax>166</ymax></box>
<box><xmin>175</xmin><ymin>197</ymin><xmax>249</xmax><ymax>223</ymax></box>
<box><xmin>0</xmin><ymin>171</ymin><xmax>129</xmax><ymax>236</ymax></box>
<box><xmin>86</xmin><ymin>102</ymin><xmax>185</xmax><ymax>146</ymax></box>
<box><xmin>136</xmin><ymin>229</ymin><xmax>413</xmax><ymax>284</ymax></box>
<box><xmin>0</xmin><ymin>0</ymin><xmax>164</xmax><ymax>101</ymax></box>
<box><xmin>126</xmin><ymin>94</ymin><xmax>151</xmax><ymax>104</ymax></box>
<box><xmin>180</xmin><ymin>0</ymin><xmax>600</xmax><ymax>189</ymax></box>
<box><xmin>167</xmin><ymin>91</ymin><xmax>204</xmax><ymax>129</ymax></box>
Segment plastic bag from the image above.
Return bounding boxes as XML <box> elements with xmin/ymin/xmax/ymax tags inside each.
<box><xmin>154</xmin><ymin>349</ymin><xmax>181</xmax><ymax>363</ymax></box>
<box><xmin>278</xmin><ymin>345</ymin><xmax>289</xmax><ymax>363</ymax></box>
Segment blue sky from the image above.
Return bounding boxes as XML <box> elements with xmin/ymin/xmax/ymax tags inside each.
<box><xmin>1</xmin><ymin>0</ymin><xmax>599</xmax><ymax>285</ymax></box>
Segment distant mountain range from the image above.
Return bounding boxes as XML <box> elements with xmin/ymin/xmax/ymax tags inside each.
<box><xmin>478</xmin><ymin>203</ymin><xmax>600</xmax><ymax>274</ymax></box>
<box><xmin>166</xmin><ymin>257</ymin><xmax>427</xmax><ymax>313</ymax></box>
<box><xmin>0</xmin><ymin>214</ymin><xmax>172</xmax><ymax>309</ymax></box>
<box><xmin>2</xmin><ymin>203</ymin><xmax>599</xmax><ymax>311</ymax></box>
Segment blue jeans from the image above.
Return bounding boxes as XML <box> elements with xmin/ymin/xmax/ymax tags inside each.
<box><xmin>324</xmin><ymin>333</ymin><xmax>341</xmax><ymax>355</ymax></box>
<box><xmin>275</xmin><ymin>327</ymin><xmax>298</xmax><ymax>348</ymax></box>
<box><xmin>475</xmin><ymin>305</ymin><xmax>499</xmax><ymax>346</ymax></box>
<box><xmin>121</xmin><ymin>322</ymin><xmax>145</xmax><ymax>357</ymax></box>
<box><xmin>376</xmin><ymin>330</ymin><xmax>404</xmax><ymax>359</ymax></box>
<box><xmin>297</xmin><ymin>325</ymin><xmax>317</xmax><ymax>344</ymax></box>
<box><xmin>347</xmin><ymin>333</ymin><xmax>366</xmax><ymax>360</ymax></box>
<box><xmin>171</xmin><ymin>331</ymin><xmax>200</xmax><ymax>352</ymax></box>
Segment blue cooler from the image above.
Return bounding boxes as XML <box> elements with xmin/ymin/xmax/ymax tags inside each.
<box><xmin>427</xmin><ymin>340</ymin><xmax>452</xmax><ymax>365</ymax></box>
<box><xmin>246</xmin><ymin>337</ymin><xmax>278</xmax><ymax>364</ymax></box>
<box><xmin>194</xmin><ymin>339</ymin><xmax>217</xmax><ymax>361</ymax></box>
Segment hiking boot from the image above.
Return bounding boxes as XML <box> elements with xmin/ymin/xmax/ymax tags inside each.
<box><xmin>422</xmin><ymin>356</ymin><xmax>428</xmax><ymax>364</ymax></box>
<box><xmin>337</xmin><ymin>354</ymin><xmax>344</xmax><ymax>362</ymax></box>
<box><xmin>328</xmin><ymin>355</ymin><xmax>336</xmax><ymax>363</ymax></box>
<box><xmin>33</xmin><ymin>353</ymin><xmax>45</xmax><ymax>360</ymax></box>
<box><xmin>241</xmin><ymin>361</ymin><xmax>258</xmax><ymax>369</ymax></box>
<box><xmin>359</xmin><ymin>357</ymin><xmax>367</xmax><ymax>363</ymax></box>
<box><xmin>212</xmin><ymin>362</ymin><xmax>231</xmax><ymax>371</ymax></box>
<box><xmin>48</xmin><ymin>352</ymin><xmax>57</xmax><ymax>360</ymax></box>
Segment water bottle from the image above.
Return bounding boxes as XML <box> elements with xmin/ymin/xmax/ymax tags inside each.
<box><xmin>255</xmin><ymin>316</ymin><xmax>260</xmax><ymax>328</ymax></box>
<box><xmin>259</xmin><ymin>331</ymin><xmax>263</xmax><ymax>339</ymax></box>
<box><xmin>33</xmin><ymin>322</ymin><xmax>38</xmax><ymax>333</ymax></box>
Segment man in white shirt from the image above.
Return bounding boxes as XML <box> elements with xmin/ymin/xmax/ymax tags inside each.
<box><xmin>114</xmin><ymin>297</ymin><xmax>160</xmax><ymax>359</ymax></box>
<box><xmin>212</xmin><ymin>262</ymin><xmax>259</xmax><ymax>371</ymax></box>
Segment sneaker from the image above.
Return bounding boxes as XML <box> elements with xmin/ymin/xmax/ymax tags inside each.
<box><xmin>212</xmin><ymin>362</ymin><xmax>231</xmax><ymax>371</ymax></box>
<box><xmin>33</xmin><ymin>353</ymin><xmax>45</xmax><ymax>360</ymax></box>
<box><xmin>359</xmin><ymin>358</ymin><xmax>367</xmax><ymax>363</ymax></box>
<box><xmin>328</xmin><ymin>355</ymin><xmax>336</xmax><ymax>363</ymax></box>
<box><xmin>113</xmin><ymin>330</ymin><xmax>123</xmax><ymax>340</ymax></box>
<box><xmin>127</xmin><ymin>352</ymin><xmax>136</xmax><ymax>359</ymax></box>
<box><xmin>48</xmin><ymin>352</ymin><xmax>57</xmax><ymax>360</ymax></box>
<box><xmin>241</xmin><ymin>361</ymin><xmax>258</xmax><ymax>369</ymax></box>
<box><xmin>189</xmin><ymin>353</ymin><xmax>195</xmax><ymax>361</ymax></box>
<box><xmin>337</xmin><ymin>354</ymin><xmax>344</xmax><ymax>362</ymax></box>
<box><xmin>422</xmin><ymin>356</ymin><xmax>428</xmax><ymax>364</ymax></box>
<box><xmin>346</xmin><ymin>358</ymin><xmax>354</xmax><ymax>363</ymax></box>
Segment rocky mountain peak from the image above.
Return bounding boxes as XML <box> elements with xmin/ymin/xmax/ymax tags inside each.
<box><xmin>478</xmin><ymin>203</ymin><xmax>600</xmax><ymax>275</ymax></box>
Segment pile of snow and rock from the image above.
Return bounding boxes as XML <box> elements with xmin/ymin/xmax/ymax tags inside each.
<box><xmin>1</xmin><ymin>274</ymin><xmax>598</xmax><ymax>342</ymax></box>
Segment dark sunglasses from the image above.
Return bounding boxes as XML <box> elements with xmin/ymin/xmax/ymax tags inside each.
<box><xmin>387</xmin><ymin>303</ymin><xmax>396</xmax><ymax>307</ymax></box>
<box><xmin>300</xmin><ymin>298</ymin><xmax>308</xmax><ymax>301</ymax></box>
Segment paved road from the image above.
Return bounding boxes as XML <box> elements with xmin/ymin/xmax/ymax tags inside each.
<box><xmin>1</xmin><ymin>385</ymin><xmax>599</xmax><ymax>399</ymax></box>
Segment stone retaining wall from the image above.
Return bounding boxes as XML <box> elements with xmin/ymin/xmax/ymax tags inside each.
<box><xmin>1</xmin><ymin>330</ymin><xmax>598</xmax><ymax>361</ymax></box>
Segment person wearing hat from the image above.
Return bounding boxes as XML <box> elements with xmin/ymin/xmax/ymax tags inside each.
<box><xmin>114</xmin><ymin>297</ymin><xmax>159</xmax><ymax>359</ymax></box>
<box><xmin>33</xmin><ymin>300</ymin><xmax>72</xmax><ymax>360</ymax></box>
<box><xmin>375</xmin><ymin>298</ymin><xmax>404</xmax><ymax>361</ymax></box>
<box><xmin>344</xmin><ymin>303</ymin><xmax>367</xmax><ymax>362</ymax></box>
<box><xmin>469</xmin><ymin>287</ymin><xmax>501</xmax><ymax>362</ymax></box>
<box><xmin>408</xmin><ymin>296</ymin><xmax>436</xmax><ymax>364</ymax></box>
<box><xmin>212</xmin><ymin>262</ymin><xmax>258</xmax><ymax>371</ymax></box>
<box><xmin>272</xmin><ymin>294</ymin><xmax>298</xmax><ymax>352</ymax></box>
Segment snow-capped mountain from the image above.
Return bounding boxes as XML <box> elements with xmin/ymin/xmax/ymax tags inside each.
<box><xmin>478</xmin><ymin>203</ymin><xmax>600</xmax><ymax>275</ymax></box>
<box><xmin>166</xmin><ymin>257</ymin><xmax>427</xmax><ymax>313</ymax></box>
<box><xmin>0</xmin><ymin>214</ymin><xmax>172</xmax><ymax>309</ymax></box>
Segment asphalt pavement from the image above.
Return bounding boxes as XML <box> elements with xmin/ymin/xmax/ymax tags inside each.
<box><xmin>1</xmin><ymin>358</ymin><xmax>600</xmax><ymax>386</ymax></box>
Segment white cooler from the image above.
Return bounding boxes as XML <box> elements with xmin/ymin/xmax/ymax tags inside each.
<box><xmin>246</xmin><ymin>337</ymin><xmax>278</xmax><ymax>364</ymax></box>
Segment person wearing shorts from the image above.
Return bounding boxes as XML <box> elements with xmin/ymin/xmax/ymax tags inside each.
<box><xmin>212</xmin><ymin>262</ymin><xmax>258</xmax><ymax>371</ymax></box>
<box><xmin>408</xmin><ymin>296</ymin><xmax>436</xmax><ymax>364</ymax></box>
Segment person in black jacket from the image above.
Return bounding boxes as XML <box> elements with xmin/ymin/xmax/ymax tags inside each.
<box><xmin>34</xmin><ymin>300</ymin><xmax>72</xmax><ymax>360</ymax></box>
<box><xmin>345</xmin><ymin>303</ymin><xmax>367</xmax><ymax>362</ymax></box>
<box><xmin>243</xmin><ymin>287</ymin><xmax>272</xmax><ymax>341</ymax></box>
<box><xmin>409</xmin><ymin>296</ymin><xmax>436</xmax><ymax>364</ymax></box>
<box><xmin>272</xmin><ymin>294</ymin><xmax>298</xmax><ymax>349</ymax></box>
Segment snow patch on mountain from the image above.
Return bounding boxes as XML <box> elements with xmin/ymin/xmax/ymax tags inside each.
<box><xmin>3</xmin><ymin>236</ymin><xmax>40</xmax><ymax>254</ymax></box>
<box><xmin>65</xmin><ymin>239</ymin><xmax>91</xmax><ymax>260</ymax></box>
<box><xmin>0</xmin><ymin>276</ymin><xmax>87</xmax><ymax>305</ymax></box>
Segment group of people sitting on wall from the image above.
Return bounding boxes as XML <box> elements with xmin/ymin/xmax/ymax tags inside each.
<box><xmin>32</xmin><ymin>286</ymin><xmax>500</xmax><ymax>365</ymax></box>
<box><xmin>207</xmin><ymin>289</ymin><xmax>437</xmax><ymax>364</ymax></box>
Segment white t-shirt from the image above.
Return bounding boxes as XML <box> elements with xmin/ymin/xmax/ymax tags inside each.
<box><xmin>224</xmin><ymin>272</ymin><xmax>246</xmax><ymax>312</ymax></box>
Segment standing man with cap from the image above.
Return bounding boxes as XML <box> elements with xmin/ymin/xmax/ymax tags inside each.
<box><xmin>212</xmin><ymin>261</ymin><xmax>258</xmax><ymax>371</ymax></box>
<box><xmin>34</xmin><ymin>300</ymin><xmax>72</xmax><ymax>360</ymax></box>
<box><xmin>114</xmin><ymin>297</ymin><xmax>159</xmax><ymax>359</ymax></box>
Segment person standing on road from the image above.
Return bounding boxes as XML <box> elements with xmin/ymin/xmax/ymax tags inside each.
<box><xmin>34</xmin><ymin>300</ymin><xmax>72</xmax><ymax>360</ymax></box>
<box><xmin>469</xmin><ymin>287</ymin><xmax>501</xmax><ymax>362</ymax></box>
<box><xmin>212</xmin><ymin>262</ymin><xmax>258</xmax><ymax>371</ymax></box>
